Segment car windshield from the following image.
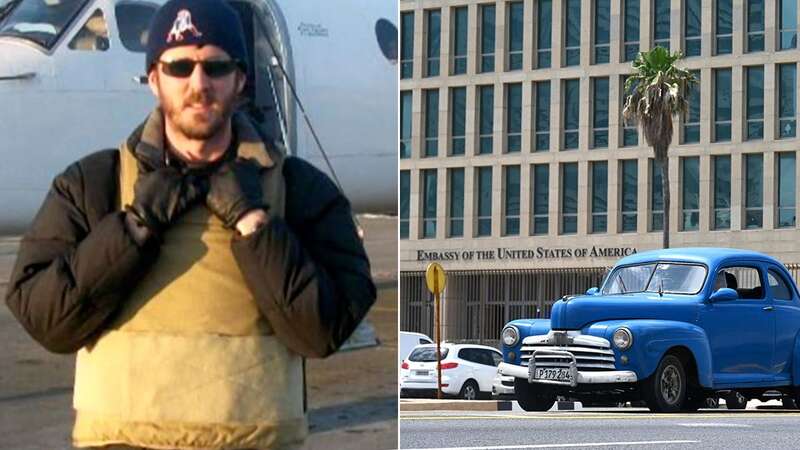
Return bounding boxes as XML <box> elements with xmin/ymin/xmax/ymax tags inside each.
<box><xmin>0</xmin><ymin>0</ymin><xmax>88</xmax><ymax>49</ymax></box>
<box><xmin>408</xmin><ymin>347</ymin><xmax>449</xmax><ymax>362</ymax></box>
<box><xmin>602</xmin><ymin>263</ymin><xmax>707</xmax><ymax>295</ymax></box>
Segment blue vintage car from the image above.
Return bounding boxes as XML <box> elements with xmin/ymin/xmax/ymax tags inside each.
<box><xmin>498</xmin><ymin>247</ymin><xmax>800</xmax><ymax>412</ymax></box>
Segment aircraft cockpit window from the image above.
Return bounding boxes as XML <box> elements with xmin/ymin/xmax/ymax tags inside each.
<box><xmin>115</xmin><ymin>2</ymin><xmax>156</xmax><ymax>53</ymax></box>
<box><xmin>67</xmin><ymin>8</ymin><xmax>107</xmax><ymax>51</ymax></box>
<box><xmin>0</xmin><ymin>0</ymin><xmax>88</xmax><ymax>49</ymax></box>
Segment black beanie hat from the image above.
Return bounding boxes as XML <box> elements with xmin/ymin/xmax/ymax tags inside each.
<box><xmin>145</xmin><ymin>0</ymin><xmax>248</xmax><ymax>73</ymax></box>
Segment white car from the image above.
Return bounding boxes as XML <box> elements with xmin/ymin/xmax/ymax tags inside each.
<box><xmin>400</xmin><ymin>343</ymin><xmax>503</xmax><ymax>400</ymax></box>
<box><xmin>398</xmin><ymin>331</ymin><xmax>433</xmax><ymax>369</ymax></box>
<box><xmin>491</xmin><ymin>372</ymin><xmax>515</xmax><ymax>399</ymax></box>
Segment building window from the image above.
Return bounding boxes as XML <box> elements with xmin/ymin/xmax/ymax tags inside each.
<box><xmin>623</xmin><ymin>0</ymin><xmax>640</xmax><ymax>62</ymax></box>
<box><xmin>777</xmin><ymin>152</ymin><xmax>796</xmax><ymax>228</ymax></box>
<box><xmin>478</xmin><ymin>85</ymin><xmax>494</xmax><ymax>154</ymax></box>
<box><xmin>594</xmin><ymin>0</ymin><xmax>610</xmax><ymax>64</ymax></box>
<box><xmin>424</xmin><ymin>89</ymin><xmax>439</xmax><ymax>157</ymax></box>
<box><xmin>682</xmin><ymin>157</ymin><xmax>699</xmax><ymax>231</ymax></box>
<box><xmin>425</xmin><ymin>9</ymin><xmax>441</xmax><ymax>77</ymax></box>
<box><xmin>684</xmin><ymin>0</ymin><xmax>701</xmax><ymax>57</ymax></box>
<box><xmin>621</xmin><ymin>76</ymin><xmax>638</xmax><ymax>146</ymax></box>
<box><xmin>535</xmin><ymin>81</ymin><xmax>551</xmax><ymax>151</ymax></box>
<box><xmin>400</xmin><ymin>12</ymin><xmax>413</xmax><ymax>79</ymax></box>
<box><xmin>779</xmin><ymin>64</ymin><xmax>797</xmax><ymax>139</ymax></box>
<box><xmin>713</xmin><ymin>155</ymin><xmax>731</xmax><ymax>230</ymax></box>
<box><xmin>621</xmin><ymin>159</ymin><xmax>638</xmax><ymax>233</ymax></box>
<box><xmin>480</xmin><ymin>4</ymin><xmax>496</xmax><ymax>73</ymax></box>
<box><xmin>537</xmin><ymin>0</ymin><xmax>552</xmax><ymax>68</ymax></box>
<box><xmin>779</xmin><ymin>0</ymin><xmax>797</xmax><ymax>51</ymax></box>
<box><xmin>504</xmin><ymin>165</ymin><xmax>521</xmax><ymax>235</ymax></box>
<box><xmin>684</xmin><ymin>70</ymin><xmax>701</xmax><ymax>143</ymax></box>
<box><xmin>563</xmin><ymin>79</ymin><xmax>580</xmax><ymax>150</ymax></box>
<box><xmin>422</xmin><ymin>169</ymin><xmax>437</xmax><ymax>238</ymax></box>
<box><xmin>592</xmin><ymin>77</ymin><xmax>609</xmax><ymax>148</ymax></box>
<box><xmin>448</xmin><ymin>168</ymin><xmax>465</xmax><ymax>237</ymax></box>
<box><xmin>591</xmin><ymin>161</ymin><xmax>608</xmax><ymax>233</ymax></box>
<box><xmin>561</xmin><ymin>162</ymin><xmax>578</xmax><ymax>234</ymax></box>
<box><xmin>450</xmin><ymin>87</ymin><xmax>466</xmax><ymax>156</ymax></box>
<box><xmin>714</xmin><ymin>68</ymin><xmax>732</xmax><ymax>142</ymax></box>
<box><xmin>746</xmin><ymin>66</ymin><xmax>764</xmax><ymax>140</ymax></box>
<box><xmin>400</xmin><ymin>91</ymin><xmax>412</xmax><ymax>159</ymax></box>
<box><xmin>452</xmin><ymin>6</ymin><xmax>468</xmax><ymax>75</ymax></box>
<box><xmin>532</xmin><ymin>164</ymin><xmax>549</xmax><ymax>235</ymax></box>
<box><xmin>564</xmin><ymin>0</ymin><xmax>581</xmax><ymax>66</ymax></box>
<box><xmin>653</xmin><ymin>0</ymin><xmax>670</xmax><ymax>51</ymax></box>
<box><xmin>746</xmin><ymin>0</ymin><xmax>764</xmax><ymax>52</ymax></box>
<box><xmin>400</xmin><ymin>170</ymin><xmax>410</xmax><ymax>239</ymax></box>
<box><xmin>744</xmin><ymin>153</ymin><xmax>763</xmax><ymax>229</ymax></box>
<box><xmin>506</xmin><ymin>83</ymin><xmax>522</xmax><ymax>152</ymax></box>
<box><xmin>715</xmin><ymin>0</ymin><xmax>732</xmax><ymax>55</ymax></box>
<box><xmin>650</xmin><ymin>159</ymin><xmax>664</xmax><ymax>231</ymax></box>
<box><xmin>476</xmin><ymin>166</ymin><xmax>493</xmax><ymax>236</ymax></box>
<box><xmin>508</xmin><ymin>2</ymin><xmax>524</xmax><ymax>71</ymax></box>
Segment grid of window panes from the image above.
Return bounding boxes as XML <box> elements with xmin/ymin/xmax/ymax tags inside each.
<box><xmin>507</xmin><ymin>2</ymin><xmax>523</xmax><ymax>71</ymax></box>
<box><xmin>425</xmin><ymin>9</ymin><xmax>440</xmax><ymax>77</ymax></box>
<box><xmin>777</xmin><ymin>153</ymin><xmax>796</xmax><ymax>228</ymax></box>
<box><xmin>478</xmin><ymin>85</ymin><xmax>494</xmax><ymax>154</ymax></box>
<box><xmin>561</xmin><ymin>163</ymin><xmax>578</xmax><ymax>234</ymax></box>
<box><xmin>682</xmin><ymin>157</ymin><xmax>700</xmax><ymax>231</ymax></box>
<box><xmin>450</xmin><ymin>87</ymin><xmax>466</xmax><ymax>155</ymax></box>
<box><xmin>400</xmin><ymin>170</ymin><xmax>410</xmax><ymax>239</ymax></box>
<box><xmin>480</xmin><ymin>4</ymin><xmax>495</xmax><ymax>73</ymax></box>
<box><xmin>684</xmin><ymin>0</ymin><xmax>701</xmax><ymax>57</ymax></box>
<box><xmin>779</xmin><ymin>64</ymin><xmax>797</xmax><ymax>139</ymax></box>
<box><xmin>424</xmin><ymin>89</ymin><xmax>439</xmax><ymax>157</ymax></box>
<box><xmin>745</xmin><ymin>153</ymin><xmax>764</xmax><ymax>229</ymax></box>
<box><xmin>452</xmin><ymin>6</ymin><xmax>468</xmax><ymax>75</ymax></box>
<box><xmin>620</xmin><ymin>160</ymin><xmax>637</xmax><ymax>232</ymax></box>
<box><xmin>592</xmin><ymin>77</ymin><xmax>609</xmax><ymax>148</ymax></box>
<box><xmin>564</xmin><ymin>0</ymin><xmax>580</xmax><ymax>66</ymax></box>
<box><xmin>400</xmin><ymin>91</ymin><xmax>412</xmax><ymax>158</ymax></box>
<box><xmin>593</xmin><ymin>0</ymin><xmax>610</xmax><ymax>64</ymax></box>
<box><xmin>506</xmin><ymin>83</ymin><xmax>522</xmax><ymax>153</ymax></box>
<box><xmin>683</xmin><ymin>71</ymin><xmax>700</xmax><ymax>143</ymax></box>
<box><xmin>713</xmin><ymin>155</ymin><xmax>731</xmax><ymax>230</ymax></box>
<box><xmin>650</xmin><ymin>159</ymin><xmax>664</xmax><ymax>232</ymax></box>
<box><xmin>448</xmin><ymin>168</ymin><xmax>464</xmax><ymax>237</ymax></box>
<box><xmin>746</xmin><ymin>66</ymin><xmax>764</xmax><ymax>140</ymax></box>
<box><xmin>532</xmin><ymin>164</ymin><xmax>549</xmax><ymax>235</ymax></box>
<box><xmin>653</xmin><ymin>0</ymin><xmax>670</xmax><ymax>51</ymax></box>
<box><xmin>476</xmin><ymin>166</ymin><xmax>492</xmax><ymax>236</ymax></box>
<box><xmin>563</xmin><ymin>79</ymin><xmax>579</xmax><ymax>150</ymax></box>
<box><xmin>422</xmin><ymin>169</ymin><xmax>437</xmax><ymax>238</ymax></box>
<box><xmin>504</xmin><ymin>165</ymin><xmax>521</xmax><ymax>235</ymax></box>
<box><xmin>715</xmin><ymin>0</ymin><xmax>732</xmax><ymax>55</ymax></box>
<box><xmin>536</xmin><ymin>0</ymin><xmax>552</xmax><ymax>68</ymax></box>
<box><xmin>591</xmin><ymin>161</ymin><xmax>608</xmax><ymax>233</ymax></box>
<box><xmin>623</xmin><ymin>0</ymin><xmax>639</xmax><ymax>62</ymax></box>
<box><xmin>535</xmin><ymin>81</ymin><xmax>550</xmax><ymax>151</ymax></box>
<box><xmin>747</xmin><ymin>0</ymin><xmax>764</xmax><ymax>52</ymax></box>
<box><xmin>400</xmin><ymin>12</ymin><xmax>413</xmax><ymax>79</ymax></box>
<box><xmin>779</xmin><ymin>0</ymin><xmax>797</xmax><ymax>51</ymax></box>
<box><xmin>621</xmin><ymin>76</ymin><xmax>638</xmax><ymax>146</ymax></box>
<box><xmin>714</xmin><ymin>68</ymin><xmax>732</xmax><ymax>142</ymax></box>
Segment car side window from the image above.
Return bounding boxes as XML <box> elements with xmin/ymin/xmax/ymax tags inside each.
<box><xmin>476</xmin><ymin>350</ymin><xmax>494</xmax><ymax>366</ymax></box>
<box><xmin>490</xmin><ymin>351</ymin><xmax>503</xmax><ymax>366</ymax></box>
<box><xmin>457</xmin><ymin>348</ymin><xmax>473</xmax><ymax>363</ymax></box>
<box><xmin>716</xmin><ymin>266</ymin><xmax>764</xmax><ymax>300</ymax></box>
<box><xmin>68</xmin><ymin>9</ymin><xmax>109</xmax><ymax>51</ymax></box>
<box><xmin>768</xmin><ymin>269</ymin><xmax>793</xmax><ymax>301</ymax></box>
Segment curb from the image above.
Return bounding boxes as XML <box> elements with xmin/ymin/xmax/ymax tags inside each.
<box><xmin>400</xmin><ymin>399</ymin><xmax>582</xmax><ymax>412</ymax></box>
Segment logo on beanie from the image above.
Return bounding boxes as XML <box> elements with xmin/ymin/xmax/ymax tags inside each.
<box><xmin>166</xmin><ymin>9</ymin><xmax>202</xmax><ymax>43</ymax></box>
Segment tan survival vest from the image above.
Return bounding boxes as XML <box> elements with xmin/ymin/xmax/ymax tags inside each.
<box><xmin>72</xmin><ymin>112</ymin><xmax>306</xmax><ymax>450</ymax></box>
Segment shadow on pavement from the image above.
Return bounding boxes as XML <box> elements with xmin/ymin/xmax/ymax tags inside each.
<box><xmin>309</xmin><ymin>395</ymin><xmax>397</xmax><ymax>434</ymax></box>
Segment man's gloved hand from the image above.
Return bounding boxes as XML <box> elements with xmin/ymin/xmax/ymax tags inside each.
<box><xmin>126</xmin><ymin>167</ymin><xmax>208</xmax><ymax>236</ymax></box>
<box><xmin>206</xmin><ymin>158</ymin><xmax>267</xmax><ymax>229</ymax></box>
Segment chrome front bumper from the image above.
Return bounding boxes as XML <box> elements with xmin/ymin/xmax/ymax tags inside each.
<box><xmin>498</xmin><ymin>359</ymin><xmax>638</xmax><ymax>388</ymax></box>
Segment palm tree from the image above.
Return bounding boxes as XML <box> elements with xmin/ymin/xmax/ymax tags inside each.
<box><xmin>623</xmin><ymin>47</ymin><xmax>697</xmax><ymax>249</ymax></box>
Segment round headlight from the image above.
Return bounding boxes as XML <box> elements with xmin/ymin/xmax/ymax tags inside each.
<box><xmin>613</xmin><ymin>327</ymin><xmax>633</xmax><ymax>350</ymax></box>
<box><xmin>502</xmin><ymin>325</ymin><xmax>519</xmax><ymax>347</ymax></box>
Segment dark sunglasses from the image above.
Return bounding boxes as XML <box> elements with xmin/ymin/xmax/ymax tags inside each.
<box><xmin>158</xmin><ymin>59</ymin><xmax>240</xmax><ymax>78</ymax></box>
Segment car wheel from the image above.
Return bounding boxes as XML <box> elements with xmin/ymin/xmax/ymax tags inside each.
<box><xmin>724</xmin><ymin>391</ymin><xmax>748</xmax><ymax>410</ymax></box>
<box><xmin>642</xmin><ymin>354</ymin><xmax>687</xmax><ymax>413</ymax></box>
<box><xmin>513</xmin><ymin>378</ymin><xmax>556</xmax><ymax>412</ymax></box>
<box><xmin>459</xmin><ymin>380</ymin><xmax>479</xmax><ymax>400</ymax></box>
<box><xmin>783</xmin><ymin>397</ymin><xmax>797</xmax><ymax>409</ymax></box>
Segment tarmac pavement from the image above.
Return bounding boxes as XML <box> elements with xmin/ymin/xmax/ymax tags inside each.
<box><xmin>0</xmin><ymin>215</ymin><xmax>398</xmax><ymax>450</ymax></box>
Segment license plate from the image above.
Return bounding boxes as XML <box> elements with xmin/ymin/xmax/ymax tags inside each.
<box><xmin>414</xmin><ymin>370</ymin><xmax>429</xmax><ymax>376</ymax></box>
<box><xmin>534</xmin><ymin>367</ymin><xmax>572</xmax><ymax>382</ymax></box>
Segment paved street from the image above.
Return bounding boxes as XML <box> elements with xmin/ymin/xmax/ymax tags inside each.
<box><xmin>400</xmin><ymin>406</ymin><xmax>800</xmax><ymax>449</ymax></box>
<box><xmin>0</xmin><ymin>215</ymin><xmax>398</xmax><ymax>450</ymax></box>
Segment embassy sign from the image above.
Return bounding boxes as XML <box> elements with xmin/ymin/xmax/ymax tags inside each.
<box><xmin>416</xmin><ymin>246</ymin><xmax>638</xmax><ymax>262</ymax></box>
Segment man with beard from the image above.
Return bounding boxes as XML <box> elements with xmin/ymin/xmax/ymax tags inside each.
<box><xmin>4</xmin><ymin>0</ymin><xmax>376</xmax><ymax>449</ymax></box>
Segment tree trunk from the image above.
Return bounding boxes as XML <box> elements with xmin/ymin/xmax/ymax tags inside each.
<box><xmin>657</xmin><ymin>147</ymin><xmax>670</xmax><ymax>249</ymax></box>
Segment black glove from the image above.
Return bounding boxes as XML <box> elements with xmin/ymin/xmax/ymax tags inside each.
<box><xmin>206</xmin><ymin>158</ymin><xmax>266</xmax><ymax>229</ymax></box>
<box><xmin>126</xmin><ymin>167</ymin><xmax>208</xmax><ymax>236</ymax></box>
